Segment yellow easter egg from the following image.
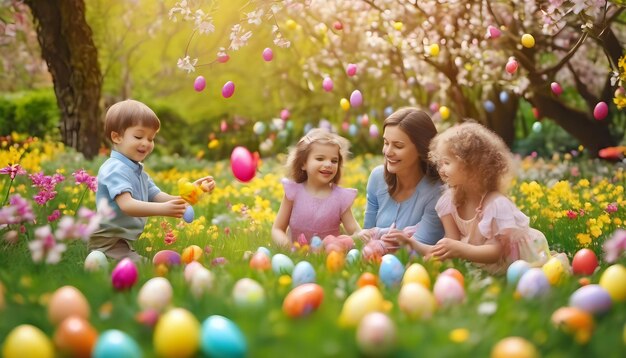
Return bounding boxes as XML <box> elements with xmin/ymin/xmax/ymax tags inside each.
<box><xmin>286</xmin><ymin>19</ymin><xmax>297</xmax><ymax>30</ymax></box>
<box><xmin>521</xmin><ymin>33</ymin><xmax>535</xmax><ymax>48</ymax></box>
<box><xmin>542</xmin><ymin>257</ymin><xmax>567</xmax><ymax>286</ymax></box>
<box><xmin>429</xmin><ymin>44</ymin><xmax>440</xmax><ymax>56</ymax></box>
<box><xmin>393</xmin><ymin>21</ymin><xmax>403</xmax><ymax>31</ymax></box>
<box><xmin>3</xmin><ymin>324</ymin><xmax>54</xmax><ymax>358</ymax></box>
<box><xmin>154</xmin><ymin>308</ymin><xmax>200</xmax><ymax>358</ymax></box>
<box><xmin>439</xmin><ymin>106</ymin><xmax>450</xmax><ymax>120</ymax></box>
<box><xmin>398</xmin><ymin>283</ymin><xmax>436</xmax><ymax>320</ymax></box>
<box><xmin>338</xmin><ymin>285</ymin><xmax>388</xmax><ymax>327</ymax></box>
<box><xmin>326</xmin><ymin>251</ymin><xmax>345</xmax><ymax>273</ymax></box>
<box><xmin>402</xmin><ymin>263</ymin><xmax>431</xmax><ymax>289</ymax></box>
<box><xmin>491</xmin><ymin>336</ymin><xmax>538</xmax><ymax>358</ymax></box>
<box><xmin>599</xmin><ymin>264</ymin><xmax>626</xmax><ymax>302</ymax></box>
<box><xmin>340</xmin><ymin>98</ymin><xmax>350</xmax><ymax>111</ymax></box>
<box><xmin>181</xmin><ymin>245</ymin><xmax>203</xmax><ymax>264</ymax></box>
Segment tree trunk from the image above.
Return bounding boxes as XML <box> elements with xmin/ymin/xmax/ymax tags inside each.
<box><xmin>24</xmin><ymin>0</ymin><xmax>102</xmax><ymax>159</ymax></box>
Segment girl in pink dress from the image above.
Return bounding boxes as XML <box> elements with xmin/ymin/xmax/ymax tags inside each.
<box><xmin>271</xmin><ymin>128</ymin><xmax>361</xmax><ymax>248</ymax></box>
<box><xmin>398</xmin><ymin>122</ymin><xmax>567</xmax><ymax>274</ymax></box>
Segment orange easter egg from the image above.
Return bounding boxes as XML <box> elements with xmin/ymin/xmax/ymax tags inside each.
<box><xmin>249</xmin><ymin>252</ymin><xmax>271</xmax><ymax>271</ymax></box>
<box><xmin>181</xmin><ymin>245</ymin><xmax>203</xmax><ymax>264</ymax></box>
<box><xmin>48</xmin><ymin>286</ymin><xmax>90</xmax><ymax>325</ymax></box>
<box><xmin>53</xmin><ymin>316</ymin><xmax>98</xmax><ymax>358</ymax></box>
<box><xmin>357</xmin><ymin>272</ymin><xmax>378</xmax><ymax>288</ymax></box>
<box><xmin>283</xmin><ymin>283</ymin><xmax>324</xmax><ymax>318</ymax></box>
<box><xmin>326</xmin><ymin>251</ymin><xmax>345</xmax><ymax>273</ymax></box>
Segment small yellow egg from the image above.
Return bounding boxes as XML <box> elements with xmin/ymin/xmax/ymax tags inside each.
<box><xmin>439</xmin><ymin>106</ymin><xmax>450</xmax><ymax>120</ymax></box>
<box><xmin>340</xmin><ymin>98</ymin><xmax>350</xmax><ymax>111</ymax></box>
<box><xmin>2</xmin><ymin>325</ymin><xmax>54</xmax><ymax>358</ymax></box>
<box><xmin>521</xmin><ymin>34</ymin><xmax>535</xmax><ymax>48</ymax></box>
<box><xmin>286</xmin><ymin>19</ymin><xmax>297</xmax><ymax>30</ymax></box>
<box><xmin>429</xmin><ymin>44</ymin><xmax>440</xmax><ymax>56</ymax></box>
<box><xmin>599</xmin><ymin>264</ymin><xmax>626</xmax><ymax>302</ymax></box>
<box><xmin>393</xmin><ymin>21</ymin><xmax>403</xmax><ymax>31</ymax></box>
<box><xmin>402</xmin><ymin>263</ymin><xmax>431</xmax><ymax>289</ymax></box>
<box><xmin>326</xmin><ymin>251</ymin><xmax>345</xmax><ymax>273</ymax></box>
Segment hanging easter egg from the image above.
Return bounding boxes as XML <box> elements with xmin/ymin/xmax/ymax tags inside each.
<box><xmin>551</xmin><ymin>82</ymin><xmax>563</xmax><ymax>96</ymax></box>
<box><xmin>356</xmin><ymin>312</ymin><xmax>397</xmax><ymax>356</ymax></box>
<box><xmin>292</xmin><ymin>261</ymin><xmax>316</xmax><ymax>287</ymax></box>
<box><xmin>572</xmin><ymin>248</ymin><xmax>598</xmax><ymax>275</ymax></box>
<box><xmin>3</xmin><ymin>324</ymin><xmax>54</xmax><ymax>358</ymax></box>
<box><xmin>262</xmin><ymin>47</ymin><xmax>273</xmax><ymax>61</ymax></box>
<box><xmin>280</xmin><ymin>109</ymin><xmax>290</xmax><ymax>120</ymax></box>
<box><xmin>499</xmin><ymin>91</ymin><xmax>509</xmax><ymax>103</ymax></box>
<box><xmin>232</xmin><ymin>278</ymin><xmax>266</xmax><ymax>309</ymax></box>
<box><xmin>348</xmin><ymin>123</ymin><xmax>358</xmax><ymax>137</ymax></box>
<box><xmin>153</xmin><ymin>250</ymin><xmax>182</xmax><ymax>267</ymax></box>
<box><xmin>491</xmin><ymin>337</ymin><xmax>538</xmax><ymax>358</ymax></box>
<box><xmin>350</xmin><ymin>90</ymin><xmax>363</xmax><ymax>107</ymax></box>
<box><xmin>433</xmin><ymin>275</ymin><xmax>465</xmax><ymax>306</ymax></box>
<box><xmin>521</xmin><ymin>33</ymin><xmax>535</xmax><ymax>48</ymax></box>
<box><xmin>378</xmin><ymin>254</ymin><xmax>405</xmax><ymax>289</ymax></box>
<box><xmin>222</xmin><ymin>81</ymin><xmax>235</xmax><ymax>98</ymax></box>
<box><xmin>231</xmin><ymin>146</ymin><xmax>256</xmax><ymax>182</ymax></box>
<box><xmin>340</xmin><ymin>98</ymin><xmax>350</xmax><ymax>111</ymax></box>
<box><xmin>384</xmin><ymin>106</ymin><xmax>394</xmax><ymax>117</ymax></box>
<box><xmin>428</xmin><ymin>43</ymin><xmax>440</xmax><ymax>56</ymax></box>
<box><xmin>486</xmin><ymin>25</ymin><xmax>501</xmax><ymax>39</ymax></box>
<box><xmin>569</xmin><ymin>284</ymin><xmax>612</xmax><ymax>315</ymax></box>
<box><xmin>439</xmin><ymin>105</ymin><xmax>450</xmax><ymax>120</ymax></box>
<box><xmin>84</xmin><ymin>250</ymin><xmax>108</xmax><ymax>272</ymax></box>
<box><xmin>253</xmin><ymin>121</ymin><xmax>266</xmax><ymax>135</ymax></box>
<box><xmin>200</xmin><ymin>315</ymin><xmax>247</xmax><ymax>358</ymax></box>
<box><xmin>599</xmin><ymin>264</ymin><xmax>626</xmax><ymax>302</ymax></box>
<box><xmin>54</xmin><ymin>316</ymin><xmax>98</xmax><ymax>358</ymax></box>
<box><xmin>346</xmin><ymin>63</ymin><xmax>357</xmax><ymax>76</ymax></box>
<box><xmin>338</xmin><ymin>285</ymin><xmax>389</xmax><ymax>327</ymax></box>
<box><xmin>516</xmin><ymin>268</ymin><xmax>550</xmax><ymax>299</ymax></box>
<box><xmin>333</xmin><ymin>21</ymin><xmax>343</xmax><ymax>30</ymax></box>
<box><xmin>220</xmin><ymin>119</ymin><xmax>228</xmax><ymax>132</ymax></box>
<box><xmin>360</xmin><ymin>113</ymin><xmax>370</xmax><ymax>127</ymax></box>
<box><xmin>138</xmin><ymin>277</ymin><xmax>173</xmax><ymax>312</ymax></box>
<box><xmin>429</xmin><ymin>102</ymin><xmax>439</xmax><ymax>113</ymax></box>
<box><xmin>111</xmin><ymin>258</ymin><xmax>138</xmax><ymax>291</ymax></box>
<box><xmin>92</xmin><ymin>330</ymin><xmax>141</xmax><ymax>358</ymax></box>
<box><xmin>398</xmin><ymin>282</ymin><xmax>436</xmax><ymax>320</ymax></box>
<box><xmin>402</xmin><ymin>263</ymin><xmax>431</xmax><ymax>288</ymax></box>
<box><xmin>217</xmin><ymin>53</ymin><xmax>230</xmax><ymax>63</ymax></box>
<box><xmin>484</xmin><ymin>100</ymin><xmax>496</xmax><ymax>113</ymax></box>
<box><xmin>507</xmin><ymin>260</ymin><xmax>531</xmax><ymax>286</ymax></box>
<box><xmin>194</xmin><ymin>76</ymin><xmax>206</xmax><ymax>92</ymax></box>
<box><xmin>271</xmin><ymin>253</ymin><xmax>295</xmax><ymax>275</ymax></box>
<box><xmin>322</xmin><ymin>77</ymin><xmax>334</xmax><ymax>92</ymax></box>
<box><xmin>369</xmin><ymin>124</ymin><xmax>379</xmax><ymax>138</ymax></box>
<box><xmin>283</xmin><ymin>283</ymin><xmax>324</xmax><ymax>318</ymax></box>
<box><xmin>346</xmin><ymin>248</ymin><xmax>360</xmax><ymax>264</ymax></box>
<box><xmin>532</xmin><ymin>121</ymin><xmax>542</xmax><ymax>133</ymax></box>
<box><xmin>593</xmin><ymin>102</ymin><xmax>608</xmax><ymax>120</ymax></box>
<box><xmin>154</xmin><ymin>308</ymin><xmax>200</xmax><ymax>358</ymax></box>
<box><xmin>319</xmin><ymin>118</ymin><xmax>332</xmax><ymax>131</ymax></box>
<box><xmin>183</xmin><ymin>205</ymin><xmax>194</xmax><ymax>223</ymax></box>
<box><xmin>181</xmin><ymin>245</ymin><xmax>203</xmax><ymax>264</ymax></box>
<box><xmin>505</xmin><ymin>59</ymin><xmax>519</xmax><ymax>74</ymax></box>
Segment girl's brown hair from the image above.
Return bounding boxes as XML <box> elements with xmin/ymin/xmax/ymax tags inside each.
<box><xmin>383</xmin><ymin>108</ymin><xmax>440</xmax><ymax>196</ymax></box>
<box><xmin>285</xmin><ymin>128</ymin><xmax>351</xmax><ymax>184</ymax></box>
<box><xmin>104</xmin><ymin>99</ymin><xmax>160</xmax><ymax>143</ymax></box>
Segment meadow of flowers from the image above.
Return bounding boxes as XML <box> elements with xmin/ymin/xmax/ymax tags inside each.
<box><xmin>1</xmin><ymin>135</ymin><xmax>625</xmax><ymax>357</ymax></box>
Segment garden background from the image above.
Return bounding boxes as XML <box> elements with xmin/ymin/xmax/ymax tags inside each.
<box><xmin>1</xmin><ymin>1</ymin><xmax>626</xmax><ymax>357</ymax></box>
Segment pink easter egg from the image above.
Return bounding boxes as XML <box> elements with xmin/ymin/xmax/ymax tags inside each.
<box><xmin>220</xmin><ymin>120</ymin><xmax>228</xmax><ymax>132</ymax></box>
<box><xmin>350</xmin><ymin>90</ymin><xmax>363</xmax><ymax>107</ymax></box>
<box><xmin>505</xmin><ymin>59</ymin><xmax>518</xmax><ymax>74</ymax></box>
<box><xmin>280</xmin><ymin>109</ymin><xmax>290</xmax><ymax>120</ymax></box>
<box><xmin>231</xmin><ymin>146</ymin><xmax>256</xmax><ymax>183</ymax></box>
<box><xmin>347</xmin><ymin>63</ymin><xmax>357</xmax><ymax>76</ymax></box>
<box><xmin>194</xmin><ymin>76</ymin><xmax>206</xmax><ymax>92</ymax></box>
<box><xmin>341</xmin><ymin>121</ymin><xmax>350</xmax><ymax>132</ymax></box>
<box><xmin>152</xmin><ymin>250</ymin><xmax>182</xmax><ymax>267</ymax></box>
<box><xmin>111</xmin><ymin>258</ymin><xmax>138</xmax><ymax>291</ymax></box>
<box><xmin>322</xmin><ymin>77</ymin><xmax>334</xmax><ymax>92</ymax></box>
<box><xmin>333</xmin><ymin>21</ymin><xmax>343</xmax><ymax>31</ymax></box>
<box><xmin>550</xmin><ymin>82</ymin><xmax>562</xmax><ymax>96</ymax></box>
<box><xmin>217</xmin><ymin>53</ymin><xmax>230</xmax><ymax>63</ymax></box>
<box><xmin>487</xmin><ymin>25</ymin><xmax>501</xmax><ymax>39</ymax></box>
<box><xmin>369</xmin><ymin>124</ymin><xmax>379</xmax><ymax>138</ymax></box>
<box><xmin>262</xmin><ymin>47</ymin><xmax>274</xmax><ymax>62</ymax></box>
<box><xmin>593</xmin><ymin>102</ymin><xmax>608</xmax><ymax>120</ymax></box>
<box><xmin>360</xmin><ymin>114</ymin><xmax>369</xmax><ymax>127</ymax></box>
<box><xmin>429</xmin><ymin>102</ymin><xmax>440</xmax><ymax>113</ymax></box>
<box><xmin>222</xmin><ymin>81</ymin><xmax>235</xmax><ymax>98</ymax></box>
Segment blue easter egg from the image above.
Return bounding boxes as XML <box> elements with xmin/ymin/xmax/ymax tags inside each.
<box><xmin>200</xmin><ymin>315</ymin><xmax>247</xmax><ymax>358</ymax></box>
<box><xmin>93</xmin><ymin>330</ymin><xmax>142</xmax><ymax>358</ymax></box>
<box><xmin>183</xmin><ymin>206</ymin><xmax>194</xmax><ymax>223</ymax></box>
<box><xmin>499</xmin><ymin>91</ymin><xmax>509</xmax><ymax>103</ymax></box>
<box><xmin>507</xmin><ymin>260</ymin><xmax>531</xmax><ymax>286</ymax></box>
<box><xmin>569</xmin><ymin>284</ymin><xmax>612</xmax><ymax>315</ymax></box>
<box><xmin>310</xmin><ymin>236</ymin><xmax>323</xmax><ymax>249</ymax></box>
<box><xmin>378</xmin><ymin>254</ymin><xmax>405</xmax><ymax>288</ymax></box>
<box><xmin>253</xmin><ymin>121</ymin><xmax>266</xmax><ymax>135</ymax></box>
<box><xmin>303</xmin><ymin>123</ymin><xmax>313</xmax><ymax>134</ymax></box>
<box><xmin>271</xmin><ymin>254</ymin><xmax>295</xmax><ymax>275</ymax></box>
<box><xmin>292</xmin><ymin>261</ymin><xmax>316</xmax><ymax>287</ymax></box>
<box><xmin>484</xmin><ymin>100</ymin><xmax>495</xmax><ymax>113</ymax></box>
<box><xmin>348</xmin><ymin>124</ymin><xmax>358</xmax><ymax>137</ymax></box>
<box><xmin>346</xmin><ymin>249</ymin><xmax>360</xmax><ymax>264</ymax></box>
<box><xmin>516</xmin><ymin>268</ymin><xmax>550</xmax><ymax>299</ymax></box>
<box><xmin>532</xmin><ymin>121</ymin><xmax>542</xmax><ymax>133</ymax></box>
<box><xmin>384</xmin><ymin>106</ymin><xmax>394</xmax><ymax>117</ymax></box>
<box><xmin>256</xmin><ymin>246</ymin><xmax>271</xmax><ymax>257</ymax></box>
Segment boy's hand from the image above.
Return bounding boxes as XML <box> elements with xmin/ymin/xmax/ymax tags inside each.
<box><xmin>195</xmin><ymin>176</ymin><xmax>215</xmax><ymax>193</ymax></box>
<box><xmin>162</xmin><ymin>197</ymin><xmax>187</xmax><ymax>218</ymax></box>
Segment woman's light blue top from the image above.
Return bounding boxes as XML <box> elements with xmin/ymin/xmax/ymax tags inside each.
<box><xmin>363</xmin><ymin>165</ymin><xmax>444</xmax><ymax>245</ymax></box>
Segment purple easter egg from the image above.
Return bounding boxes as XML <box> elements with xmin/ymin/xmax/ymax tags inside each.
<box><xmin>194</xmin><ymin>76</ymin><xmax>206</xmax><ymax>92</ymax></box>
<box><xmin>322</xmin><ymin>77</ymin><xmax>334</xmax><ymax>92</ymax></box>
<box><xmin>153</xmin><ymin>250</ymin><xmax>182</xmax><ymax>267</ymax></box>
<box><xmin>111</xmin><ymin>258</ymin><xmax>138</xmax><ymax>291</ymax></box>
<box><xmin>262</xmin><ymin>47</ymin><xmax>274</xmax><ymax>62</ymax></box>
<box><xmin>222</xmin><ymin>81</ymin><xmax>235</xmax><ymax>98</ymax></box>
<box><xmin>346</xmin><ymin>63</ymin><xmax>357</xmax><ymax>76</ymax></box>
<box><xmin>593</xmin><ymin>102</ymin><xmax>608</xmax><ymax>120</ymax></box>
<box><xmin>550</xmin><ymin>82</ymin><xmax>562</xmax><ymax>96</ymax></box>
<box><xmin>516</xmin><ymin>268</ymin><xmax>550</xmax><ymax>299</ymax></box>
<box><xmin>369</xmin><ymin>124</ymin><xmax>379</xmax><ymax>138</ymax></box>
<box><xmin>569</xmin><ymin>284</ymin><xmax>612</xmax><ymax>315</ymax></box>
<box><xmin>350</xmin><ymin>90</ymin><xmax>363</xmax><ymax>107</ymax></box>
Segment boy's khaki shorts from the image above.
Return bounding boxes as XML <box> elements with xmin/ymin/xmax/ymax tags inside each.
<box><xmin>89</xmin><ymin>237</ymin><xmax>145</xmax><ymax>263</ymax></box>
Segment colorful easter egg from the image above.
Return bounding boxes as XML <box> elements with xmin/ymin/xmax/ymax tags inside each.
<box><xmin>398</xmin><ymin>282</ymin><xmax>436</xmax><ymax>320</ymax></box>
<box><xmin>340</xmin><ymin>98</ymin><xmax>350</xmax><ymax>111</ymax></box>
<box><xmin>93</xmin><ymin>330</ymin><xmax>141</xmax><ymax>358</ymax></box>
<box><xmin>599</xmin><ymin>264</ymin><xmax>626</xmax><ymax>302</ymax></box>
<box><xmin>428</xmin><ymin>43</ymin><xmax>440</xmax><ymax>56</ymax></box>
<box><xmin>326</xmin><ymin>250</ymin><xmax>345</xmax><ymax>273</ymax></box>
<box><xmin>338</xmin><ymin>285</ymin><xmax>389</xmax><ymax>327</ymax></box>
<box><xmin>322</xmin><ymin>77</ymin><xmax>334</xmax><ymax>92</ymax></box>
<box><xmin>593</xmin><ymin>102</ymin><xmax>608</xmax><ymax>120</ymax></box>
<box><xmin>369</xmin><ymin>124</ymin><xmax>379</xmax><ymax>138</ymax></box>
<box><xmin>253</xmin><ymin>121</ymin><xmax>266</xmax><ymax>135</ymax></box>
<box><xmin>551</xmin><ymin>306</ymin><xmax>594</xmax><ymax>344</ymax></box>
<box><xmin>491</xmin><ymin>337</ymin><xmax>538</xmax><ymax>358</ymax></box>
<box><xmin>333</xmin><ymin>21</ymin><xmax>343</xmax><ymax>30</ymax></box>
<box><xmin>346</xmin><ymin>63</ymin><xmax>357</xmax><ymax>76</ymax></box>
<box><xmin>542</xmin><ymin>256</ymin><xmax>568</xmax><ymax>285</ymax></box>
<box><xmin>499</xmin><ymin>91</ymin><xmax>509</xmax><ymax>103</ymax></box>
<box><xmin>183</xmin><ymin>205</ymin><xmax>195</xmax><ymax>223</ymax></box>
<box><xmin>138</xmin><ymin>277</ymin><xmax>173</xmax><ymax>312</ymax></box>
<box><xmin>402</xmin><ymin>263</ymin><xmax>431</xmax><ymax>289</ymax></box>
<box><xmin>348</xmin><ymin>123</ymin><xmax>358</xmax><ymax>137</ymax></box>
<box><xmin>487</xmin><ymin>25</ymin><xmax>501</xmax><ymax>39</ymax></box>
<box><xmin>217</xmin><ymin>53</ymin><xmax>230</xmax><ymax>63</ymax></box>
<box><xmin>378</xmin><ymin>254</ymin><xmax>405</xmax><ymax>288</ymax></box>
<box><xmin>249</xmin><ymin>251</ymin><xmax>271</xmax><ymax>271</ymax></box>
<box><xmin>570</xmin><ymin>284</ymin><xmax>612</xmax><ymax>315</ymax></box>
<box><xmin>54</xmin><ymin>316</ymin><xmax>98</xmax><ymax>358</ymax></box>
<box><xmin>271</xmin><ymin>253</ymin><xmax>295</xmax><ymax>275</ymax></box>
<box><xmin>357</xmin><ymin>272</ymin><xmax>378</xmax><ymax>288</ymax></box>
<box><xmin>194</xmin><ymin>76</ymin><xmax>206</xmax><ymax>92</ymax></box>
<box><xmin>153</xmin><ymin>250</ymin><xmax>182</xmax><ymax>267</ymax></box>
<box><xmin>350</xmin><ymin>90</ymin><xmax>363</xmax><ymax>107</ymax></box>
<box><xmin>532</xmin><ymin>121</ymin><xmax>542</xmax><ymax>133</ymax></box>
<box><xmin>521</xmin><ymin>33</ymin><xmax>535</xmax><ymax>48</ymax></box>
<box><xmin>283</xmin><ymin>283</ymin><xmax>324</xmax><ymax>318</ymax></box>
<box><xmin>356</xmin><ymin>312</ymin><xmax>397</xmax><ymax>356</ymax></box>
<box><xmin>181</xmin><ymin>245</ymin><xmax>203</xmax><ymax>264</ymax></box>
<box><xmin>346</xmin><ymin>248</ymin><xmax>360</xmax><ymax>264</ymax></box>
<box><xmin>3</xmin><ymin>324</ymin><xmax>54</xmax><ymax>358</ymax></box>
<box><xmin>262</xmin><ymin>47</ymin><xmax>273</xmax><ymax>61</ymax></box>
<box><xmin>507</xmin><ymin>260</ymin><xmax>531</xmax><ymax>286</ymax></box>
<box><xmin>516</xmin><ymin>268</ymin><xmax>550</xmax><ymax>299</ymax></box>
<box><xmin>84</xmin><ymin>250</ymin><xmax>108</xmax><ymax>272</ymax></box>
<box><xmin>220</xmin><ymin>119</ymin><xmax>228</xmax><ymax>132</ymax></box>
<box><xmin>440</xmin><ymin>268</ymin><xmax>464</xmax><ymax>287</ymax></box>
<box><xmin>111</xmin><ymin>258</ymin><xmax>138</xmax><ymax>291</ymax></box>
<box><xmin>484</xmin><ymin>100</ymin><xmax>496</xmax><ymax>113</ymax></box>
<box><xmin>190</xmin><ymin>267</ymin><xmax>214</xmax><ymax>298</ymax></box>
<box><xmin>310</xmin><ymin>236</ymin><xmax>323</xmax><ymax>251</ymax></box>
<box><xmin>200</xmin><ymin>315</ymin><xmax>247</xmax><ymax>358</ymax></box>
<box><xmin>222</xmin><ymin>81</ymin><xmax>235</xmax><ymax>98</ymax></box>
<box><xmin>433</xmin><ymin>275</ymin><xmax>465</xmax><ymax>306</ymax></box>
<box><xmin>232</xmin><ymin>278</ymin><xmax>265</xmax><ymax>309</ymax></box>
<box><xmin>292</xmin><ymin>261</ymin><xmax>316</xmax><ymax>287</ymax></box>
<box><xmin>48</xmin><ymin>286</ymin><xmax>90</xmax><ymax>325</ymax></box>
<box><xmin>505</xmin><ymin>59</ymin><xmax>519</xmax><ymax>74</ymax></box>
<box><xmin>280</xmin><ymin>108</ymin><xmax>290</xmax><ymax>120</ymax></box>
<box><xmin>551</xmin><ymin>82</ymin><xmax>563</xmax><ymax>96</ymax></box>
<box><xmin>572</xmin><ymin>248</ymin><xmax>598</xmax><ymax>276</ymax></box>
<box><xmin>231</xmin><ymin>146</ymin><xmax>256</xmax><ymax>182</ymax></box>
<box><xmin>154</xmin><ymin>308</ymin><xmax>200</xmax><ymax>358</ymax></box>
<box><xmin>439</xmin><ymin>105</ymin><xmax>450</xmax><ymax>120</ymax></box>
<box><xmin>257</xmin><ymin>246</ymin><xmax>271</xmax><ymax>257</ymax></box>
<box><xmin>184</xmin><ymin>261</ymin><xmax>204</xmax><ymax>283</ymax></box>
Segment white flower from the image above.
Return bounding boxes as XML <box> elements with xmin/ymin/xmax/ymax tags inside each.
<box><xmin>229</xmin><ymin>25</ymin><xmax>253</xmax><ymax>51</ymax></box>
<box><xmin>477</xmin><ymin>301</ymin><xmax>497</xmax><ymax>316</ymax></box>
<box><xmin>246</xmin><ymin>9</ymin><xmax>264</xmax><ymax>26</ymax></box>
<box><xmin>177</xmin><ymin>56</ymin><xmax>198</xmax><ymax>73</ymax></box>
<box><xmin>197</xmin><ymin>20</ymin><xmax>215</xmax><ymax>34</ymax></box>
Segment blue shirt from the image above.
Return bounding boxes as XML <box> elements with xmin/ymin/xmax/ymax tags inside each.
<box><xmin>91</xmin><ymin>150</ymin><xmax>161</xmax><ymax>241</ymax></box>
<box><xmin>363</xmin><ymin>165</ymin><xmax>444</xmax><ymax>245</ymax></box>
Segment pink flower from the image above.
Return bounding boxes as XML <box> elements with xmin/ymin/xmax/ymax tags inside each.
<box><xmin>0</xmin><ymin>164</ymin><xmax>26</xmax><ymax>179</ymax></box>
<box><xmin>0</xmin><ymin>194</ymin><xmax>34</xmax><ymax>224</ymax></box>
<box><xmin>47</xmin><ymin>209</ymin><xmax>61</xmax><ymax>222</ymax></box>
<box><xmin>605</xmin><ymin>203</ymin><xmax>618</xmax><ymax>213</ymax></box>
<box><xmin>566</xmin><ymin>210</ymin><xmax>578</xmax><ymax>219</ymax></box>
<box><xmin>72</xmin><ymin>169</ymin><xmax>97</xmax><ymax>192</ymax></box>
<box><xmin>28</xmin><ymin>225</ymin><xmax>66</xmax><ymax>264</ymax></box>
<box><xmin>604</xmin><ymin>229</ymin><xmax>626</xmax><ymax>263</ymax></box>
<box><xmin>164</xmin><ymin>230</ymin><xmax>176</xmax><ymax>245</ymax></box>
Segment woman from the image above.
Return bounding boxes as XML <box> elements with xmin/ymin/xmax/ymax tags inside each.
<box><xmin>360</xmin><ymin>107</ymin><xmax>444</xmax><ymax>259</ymax></box>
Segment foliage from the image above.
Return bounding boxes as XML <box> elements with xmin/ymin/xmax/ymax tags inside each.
<box><xmin>0</xmin><ymin>90</ymin><xmax>60</xmax><ymax>139</ymax></box>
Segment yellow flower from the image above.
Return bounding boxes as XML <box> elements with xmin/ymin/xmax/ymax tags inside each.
<box><xmin>449</xmin><ymin>328</ymin><xmax>470</xmax><ymax>343</ymax></box>
<box><xmin>577</xmin><ymin>233</ymin><xmax>591</xmax><ymax>245</ymax></box>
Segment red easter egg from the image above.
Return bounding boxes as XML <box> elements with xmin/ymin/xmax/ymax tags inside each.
<box><xmin>333</xmin><ymin>21</ymin><xmax>343</xmax><ymax>30</ymax></box>
<box><xmin>593</xmin><ymin>102</ymin><xmax>608</xmax><ymax>120</ymax></box>
<box><xmin>505</xmin><ymin>59</ymin><xmax>518</xmax><ymax>74</ymax></box>
<box><xmin>572</xmin><ymin>249</ymin><xmax>598</xmax><ymax>276</ymax></box>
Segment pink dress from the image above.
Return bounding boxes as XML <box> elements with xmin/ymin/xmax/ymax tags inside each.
<box><xmin>436</xmin><ymin>189</ymin><xmax>552</xmax><ymax>274</ymax></box>
<box><xmin>282</xmin><ymin>179</ymin><xmax>358</xmax><ymax>242</ymax></box>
